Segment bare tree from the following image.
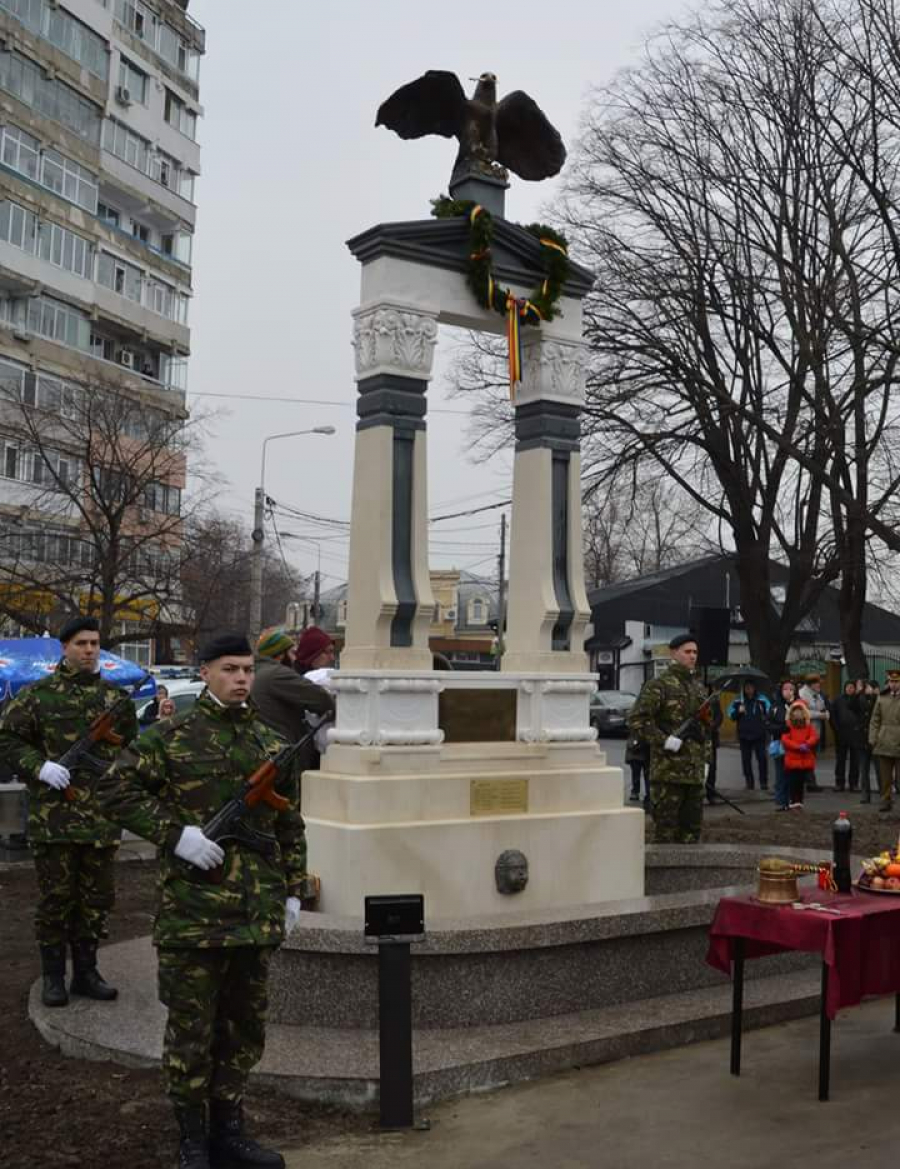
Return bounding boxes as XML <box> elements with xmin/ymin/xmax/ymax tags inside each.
<box><xmin>583</xmin><ymin>474</ymin><xmax>714</xmax><ymax>588</ymax></box>
<box><xmin>0</xmin><ymin>370</ymin><xmax>215</xmax><ymax>648</ymax></box>
<box><xmin>453</xmin><ymin>0</ymin><xmax>900</xmax><ymax>678</ymax></box>
<box><xmin>180</xmin><ymin>510</ymin><xmax>307</xmax><ymax>647</ymax></box>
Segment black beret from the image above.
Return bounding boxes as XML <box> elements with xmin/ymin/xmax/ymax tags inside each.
<box><xmin>198</xmin><ymin>631</ymin><xmax>253</xmax><ymax>663</ymax></box>
<box><xmin>669</xmin><ymin>632</ymin><xmax>699</xmax><ymax>650</ymax></box>
<box><xmin>59</xmin><ymin>615</ymin><xmax>100</xmax><ymax>643</ymax></box>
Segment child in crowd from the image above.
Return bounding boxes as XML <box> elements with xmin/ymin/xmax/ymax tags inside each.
<box><xmin>781</xmin><ymin>700</ymin><xmax>818</xmax><ymax>809</ymax></box>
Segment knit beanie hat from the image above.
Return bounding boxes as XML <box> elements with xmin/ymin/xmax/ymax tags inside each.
<box><xmin>256</xmin><ymin>626</ymin><xmax>295</xmax><ymax>660</ymax></box>
<box><xmin>295</xmin><ymin>626</ymin><xmax>334</xmax><ymax>668</ymax></box>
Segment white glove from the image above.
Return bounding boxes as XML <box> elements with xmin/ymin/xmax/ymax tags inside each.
<box><xmin>663</xmin><ymin>735</ymin><xmax>683</xmax><ymax>753</ymax></box>
<box><xmin>39</xmin><ymin>761</ymin><xmax>70</xmax><ymax>789</ymax></box>
<box><xmin>285</xmin><ymin>896</ymin><xmax>302</xmax><ymax>934</ymax></box>
<box><xmin>174</xmin><ymin>825</ymin><xmax>224</xmax><ymax>871</ymax></box>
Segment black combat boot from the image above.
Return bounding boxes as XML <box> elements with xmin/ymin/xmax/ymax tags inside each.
<box><xmin>209</xmin><ymin>1100</ymin><xmax>285</xmax><ymax>1168</ymax></box>
<box><xmin>175</xmin><ymin>1105</ymin><xmax>210</xmax><ymax>1169</ymax></box>
<box><xmin>69</xmin><ymin>939</ymin><xmax>118</xmax><ymax>1000</ymax></box>
<box><xmin>39</xmin><ymin>943</ymin><xmax>69</xmax><ymax>1008</ymax></box>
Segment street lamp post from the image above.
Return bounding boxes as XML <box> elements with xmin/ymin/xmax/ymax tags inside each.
<box><xmin>249</xmin><ymin>426</ymin><xmax>335</xmax><ymax>637</ymax></box>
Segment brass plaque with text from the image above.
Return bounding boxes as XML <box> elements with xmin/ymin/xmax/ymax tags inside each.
<box><xmin>470</xmin><ymin>778</ymin><xmax>529</xmax><ymax>817</ymax></box>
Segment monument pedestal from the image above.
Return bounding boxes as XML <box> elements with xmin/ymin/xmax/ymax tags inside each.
<box><xmin>305</xmin><ymin>670</ymin><xmax>644</xmax><ymax>917</ymax></box>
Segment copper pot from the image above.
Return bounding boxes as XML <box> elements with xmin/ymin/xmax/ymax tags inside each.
<box><xmin>756</xmin><ymin>857</ymin><xmax>820</xmax><ymax>904</ymax></box>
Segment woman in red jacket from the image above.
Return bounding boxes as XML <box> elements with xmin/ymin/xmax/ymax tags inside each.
<box><xmin>781</xmin><ymin>700</ymin><xmax>819</xmax><ymax>809</ymax></box>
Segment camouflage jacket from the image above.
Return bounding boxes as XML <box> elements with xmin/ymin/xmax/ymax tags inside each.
<box><xmin>97</xmin><ymin>690</ymin><xmax>306</xmax><ymax>949</ymax></box>
<box><xmin>0</xmin><ymin>659</ymin><xmax>139</xmax><ymax>845</ymax></box>
<box><xmin>627</xmin><ymin>663</ymin><xmax>708</xmax><ymax>786</ymax></box>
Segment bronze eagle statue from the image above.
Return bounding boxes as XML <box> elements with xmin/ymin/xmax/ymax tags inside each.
<box><xmin>376</xmin><ymin>71</ymin><xmax>566</xmax><ymax>183</ymax></box>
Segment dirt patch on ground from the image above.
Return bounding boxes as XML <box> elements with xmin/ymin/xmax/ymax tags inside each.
<box><xmin>0</xmin><ymin>860</ymin><xmax>365</xmax><ymax>1169</ymax></box>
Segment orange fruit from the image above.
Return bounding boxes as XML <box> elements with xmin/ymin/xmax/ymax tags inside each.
<box><xmin>885</xmin><ymin>863</ymin><xmax>900</xmax><ymax>878</ymax></box>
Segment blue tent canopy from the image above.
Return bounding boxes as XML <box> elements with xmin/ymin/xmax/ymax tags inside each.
<box><xmin>0</xmin><ymin>639</ymin><xmax>156</xmax><ymax>701</ymax></box>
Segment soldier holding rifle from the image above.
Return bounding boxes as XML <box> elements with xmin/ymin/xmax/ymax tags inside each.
<box><xmin>0</xmin><ymin>615</ymin><xmax>138</xmax><ymax>1008</ymax></box>
<box><xmin>99</xmin><ymin>632</ymin><xmax>302</xmax><ymax>1169</ymax></box>
<box><xmin>628</xmin><ymin>633</ymin><xmax>709</xmax><ymax>843</ymax></box>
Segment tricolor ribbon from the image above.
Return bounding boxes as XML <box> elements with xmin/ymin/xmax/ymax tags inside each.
<box><xmin>506</xmin><ymin>293</ymin><xmax>523</xmax><ymax>399</ymax></box>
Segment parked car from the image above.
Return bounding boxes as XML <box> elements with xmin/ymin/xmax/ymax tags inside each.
<box><xmin>590</xmin><ymin>689</ymin><xmax>637</xmax><ymax>736</ymax></box>
<box><xmin>136</xmin><ymin>679</ymin><xmax>205</xmax><ymax>724</ymax></box>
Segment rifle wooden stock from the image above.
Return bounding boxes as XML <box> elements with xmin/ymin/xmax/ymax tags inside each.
<box><xmin>59</xmin><ymin>675</ymin><xmax>148</xmax><ymax>802</ymax></box>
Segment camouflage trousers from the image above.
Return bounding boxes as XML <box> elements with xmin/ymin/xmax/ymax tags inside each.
<box><xmin>650</xmin><ymin>782</ymin><xmax>704</xmax><ymax>844</ymax></box>
<box><xmin>157</xmin><ymin>945</ymin><xmax>274</xmax><ymax>1107</ymax></box>
<box><xmin>31</xmin><ymin>841</ymin><xmax>117</xmax><ymax>945</ymax></box>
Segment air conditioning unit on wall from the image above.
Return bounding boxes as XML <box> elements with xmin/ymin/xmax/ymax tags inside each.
<box><xmin>115</xmin><ymin>85</ymin><xmax>132</xmax><ymax>106</ymax></box>
<box><xmin>120</xmin><ymin>350</ymin><xmax>135</xmax><ymax>369</ymax></box>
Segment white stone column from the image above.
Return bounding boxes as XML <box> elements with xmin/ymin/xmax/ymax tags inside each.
<box><xmin>341</xmin><ymin>303</ymin><xmax>438</xmax><ymax>671</ymax></box>
<box><xmin>503</xmin><ymin>335</ymin><xmax>592</xmax><ymax>674</ymax></box>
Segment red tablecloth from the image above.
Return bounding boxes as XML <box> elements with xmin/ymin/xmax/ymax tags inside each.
<box><xmin>706</xmin><ymin>889</ymin><xmax>900</xmax><ymax>1018</ymax></box>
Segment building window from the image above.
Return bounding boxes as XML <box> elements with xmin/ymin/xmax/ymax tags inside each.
<box><xmin>96</xmin><ymin>251</ymin><xmax>142</xmax><ymax>301</ymax></box>
<box><xmin>114</xmin><ymin>0</ymin><xmax>200</xmax><ymax>83</ymax></box>
<box><xmin>0</xmin><ymin>0</ymin><xmax>108</xmax><ymax>80</ymax></box>
<box><xmin>38</xmin><ymin>219</ymin><xmax>93</xmax><ymax>280</ymax></box>
<box><xmin>118</xmin><ymin>56</ymin><xmax>148</xmax><ymax>105</ymax></box>
<box><xmin>97</xmin><ymin>202</ymin><xmax>120</xmax><ymax>227</ymax></box>
<box><xmin>22</xmin><ymin>294</ymin><xmax>92</xmax><ymax>351</ymax></box>
<box><xmin>1</xmin><ymin>124</ymin><xmax>39</xmax><ymax>181</ymax></box>
<box><xmin>40</xmin><ymin>149</ymin><xmax>99</xmax><ymax>213</ymax></box>
<box><xmin>0</xmin><ymin>48</ymin><xmax>102</xmax><ymax>144</ymax></box>
<box><xmin>469</xmin><ymin>598</ymin><xmax>486</xmax><ymax>624</ymax></box>
<box><xmin>164</xmin><ymin>89</ymin><xmax>198</xmax><ymax>141</ymax></box>
<box><xmin>337</xmin><ymin>599</ymin><xmax>348</xmax><ymax>626</ymax></box>
<box><xmin>1</xmin><ymin>125</ymin><xmax>99</xmax><ymax>213</ymax></box>
<box><xmin>160</xmin><ymin>229</ymin><xmax>192</xmax><ymax>266</ymax></box>
<box><xmin>0</xmin><ymin>202</ymin><xmax>94</xmax><ymax>282</ymax></box>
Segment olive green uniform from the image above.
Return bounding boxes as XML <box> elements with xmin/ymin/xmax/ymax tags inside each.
<box><xmin>869</xmin><ymin>690</ymin><xmax>900</xmax><ymax>810</ymax></box>
<box><xmin>628</xmin><ymin>663</ymin><xmax>708</xmax><ymax>843</ymax></box>
<box><xmin>97</xmin><ymin>691</ymin><xmax>306</xmax><ymax>1106</ymax></box>
<box><xmin>0</xmin><ymin>659</ymin><xmax>138</xmax><ymax>944</ymax></box>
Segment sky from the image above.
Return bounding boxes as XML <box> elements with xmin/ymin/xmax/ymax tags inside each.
<box><xmin>185</xmin><ymin>0</ymin><xmax>690</xmax><ymax>593</ymax></box>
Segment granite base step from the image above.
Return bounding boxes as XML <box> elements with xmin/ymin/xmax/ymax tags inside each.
<box><xmin>29</xmin><ymin>936</ymin><xmax>823</xmax><ymax>1108</ymax></box>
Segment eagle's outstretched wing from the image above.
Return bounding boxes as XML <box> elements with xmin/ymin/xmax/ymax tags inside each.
<box><xmin>376</xmin><ymin>71</ymin><xmax>467</xmax><ymax>140</ymax></box>
<box><xmin>496</xmin><ymin>91</ymin><xmax>566</xmax><ymax>180</ymax></box>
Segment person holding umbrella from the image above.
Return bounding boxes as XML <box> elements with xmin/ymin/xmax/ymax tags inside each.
<box><xmin>0</xmin><ymin>616</ymin><xmax>139</xmax><ymax>1008</ymax></box>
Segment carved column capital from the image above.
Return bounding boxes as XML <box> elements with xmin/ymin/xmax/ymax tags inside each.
<box><xmin>352</xmin><ymin>304</ymin><xmax>439</xmax><ymax>382</ymax></box>
<box><xmin>518</xmin><ymin>336</ymin><xmax>588</xmax><ymax>408</ymax></box>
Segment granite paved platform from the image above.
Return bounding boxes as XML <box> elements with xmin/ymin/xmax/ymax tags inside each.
<box><xmin>30</xmin><ymin>931</ymin><xmax>823</xmax><ymax>1108</ymax></box>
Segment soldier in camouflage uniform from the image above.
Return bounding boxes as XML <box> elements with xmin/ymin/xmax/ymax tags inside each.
<box><xmin>0</xmin><ymin>615</ymin><xmax>138</xmax><ymax>1008</ymax></box>
<box><xmin>99</xmin><ymin>632</ymin><xmax>303</xmax><ymax>1169</ymax></box>
<box><xmin>628</xmin><ymin>633</ymin><xmax>709</xmax><ymax>844</ymax></box>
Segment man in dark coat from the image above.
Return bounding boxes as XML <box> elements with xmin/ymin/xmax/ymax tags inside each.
<box><xmin>727</xmin><ymin>682</ymin><xmax>771</xmax><ymax>790</ymax></box>
<box><xmin>0</xmin><ymin>616</ymin><xmax>138</xmax><ymax>1008</ymax></box>
<box><xmin>250</xmin><ymin>626</ymin><xmax>334</xmax><ymax>745</ymax></box>
<box><xmin>831</xmin><ymin>680</ymin><xmax>862</xmax><ymax>792</ymax></box>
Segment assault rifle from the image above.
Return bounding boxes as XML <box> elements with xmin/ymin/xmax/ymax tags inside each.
<box><xmin>672</xmin><ymin>685</ymin><xmax>746</xmax><ymax>816</ymax></box>
<box><xmin>196</xmin><ymin>729</ymin><xmax>315</xmax><ymax>885</ymax></box>
<box><xmin>59</xmin><ymin>672</ymin><xmax>151</xmax><ymax>803</ymax></box>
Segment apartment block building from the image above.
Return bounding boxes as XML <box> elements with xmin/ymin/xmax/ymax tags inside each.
<box><xmin>0</xmin><ymin>0</ymin><xmax>204</xmax><ymax>659</ymax></box>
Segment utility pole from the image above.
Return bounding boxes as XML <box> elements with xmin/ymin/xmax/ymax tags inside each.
<box><xmin>312</xmin><ymin>569</ymin><xmax>321</xmax><ymax>625</ymax></box>
<box><xmin>249</xmin><ymin>486</ymin><xmax>265</xmax><ymax>637</ymax></box>
<box><xmin>496</xmin><ymin>512</ymin><xmax>507</xmax><ymax>669</ymax></box>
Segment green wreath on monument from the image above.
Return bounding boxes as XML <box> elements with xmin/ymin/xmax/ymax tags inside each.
<box><xmin>430</xmin><ymin>195</ymin><xmax>569</xmax><ymax>325</ymax></box>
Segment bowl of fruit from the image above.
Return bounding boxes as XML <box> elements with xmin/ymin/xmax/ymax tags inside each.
<box><xmin>857</xmin><ymin>851</ymin><xmax>900</xmax><ymax>893</ymax></box>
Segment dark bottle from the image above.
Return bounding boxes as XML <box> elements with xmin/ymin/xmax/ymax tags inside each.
<box><xmin>833</xmin><ymin>811</ymin><xmax>853</xmax><ymax>894</ymax></box>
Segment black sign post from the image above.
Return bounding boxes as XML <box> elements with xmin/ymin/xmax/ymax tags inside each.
<box><xmin>364</xmin><ymin>894</ymin><xmax>426</xmax><ymax>1130</ymax></box>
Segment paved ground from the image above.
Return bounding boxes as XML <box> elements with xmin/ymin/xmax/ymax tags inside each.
<box><xmin>282</xmin><ymin>996</ymin><xmax>900</xmax><ymax>1168</ymax></box>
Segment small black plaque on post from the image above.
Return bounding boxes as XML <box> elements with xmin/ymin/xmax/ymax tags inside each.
<box><xmin>365</xmin><ymin>893</ymin><xmax>425</xmax><ymax>942</ymax></box>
